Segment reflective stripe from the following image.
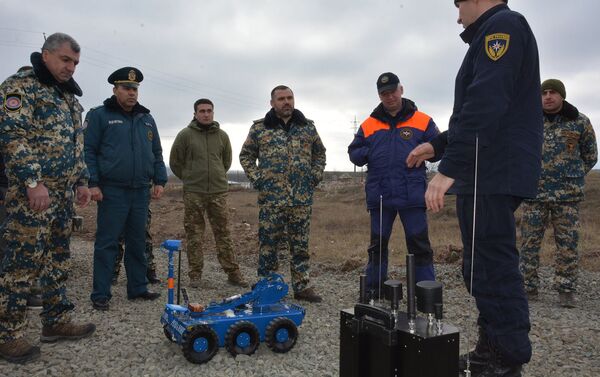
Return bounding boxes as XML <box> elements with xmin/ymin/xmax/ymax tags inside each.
<box><xmin>361</xmin><ymin>111</ymin><xmax>431</xmax><ymax>138</ymax></box>
<box><xmin>168</xmin><ymin>278</ymin><xmax>175</xmax><ymax>289</ymax></box>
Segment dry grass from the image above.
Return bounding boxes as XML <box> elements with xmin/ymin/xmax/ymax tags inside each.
<box><xmin>223</xmin><ymin>170</ymin><xmax>600</xmax><ymax>272</ymax></box>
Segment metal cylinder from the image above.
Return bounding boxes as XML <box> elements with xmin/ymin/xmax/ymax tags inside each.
<box><xmin>384</xmin><ymin>279</ymin><xmax>402</xmax><ymax>311</ymax></box>
<box><xmin>434</xmin><ymin>303</ymin><xmax>443</xmax><ymax>320</ymax></box>
<box><xmin>406</xmin><ymin>254</ymin><xmax>416</xmax><ymax>320</ymax></box>
<box><xmin>359</xmin><ymin>274</ymin><xmax>368</xmax><ymax>304</ymax></box>
<box><xmin>416</xmin><ymin>280</ymin><xmax>443</xmax><ymax>314</ymax></box>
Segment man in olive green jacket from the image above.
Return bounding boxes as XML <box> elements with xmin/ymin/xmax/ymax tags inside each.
<box><xmin>170</xmin><ymin>98</ymin><xmax>247</xmax><ymax>288</ymax></box>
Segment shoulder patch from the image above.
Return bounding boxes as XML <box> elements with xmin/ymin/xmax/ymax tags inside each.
<box><xmin>3</xmin><ymin>93</ymin><xmax>23</xmax><ymax>112</ymax></box>
<box><xmin>485</xmin><ymin>33</ymin><xmax>510</xmax><ymax>61</ymax></box>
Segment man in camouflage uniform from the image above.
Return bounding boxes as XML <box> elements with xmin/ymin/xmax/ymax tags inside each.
<box><xmin>113</xmin><ymin>207</ymin><xmax>160</xmax><ymax>285</ymax></box>
<box><xmin>240</xmin><ymin>85</ymin><xmax>326</xmax><ymax>303</ymax></box>
<box><xmin>520</xmin><ymin>79</ymin><xmax>598</xmax><ymax>308</ymax></box>
<box><xmin>0</xmin><ymin>33</ymin><xmax>96</xmax><ymax>363</ymax></box>
<box><xmin>170</xmin><ymin>98</ymin><xmax>247</xmax><ymax>288</ymax></box>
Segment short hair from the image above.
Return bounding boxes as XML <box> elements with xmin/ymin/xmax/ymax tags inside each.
<box><xmin>270</xmin><ymin>85</ymin><xmax>293</xmax><ymax>99</ymax></box>
<box><xmin>42</xmin><ymin>32</ymin><xmax>80</xmax><ymax>53</ymax></box>
<box><xmin>194</xmin><ymin>98</ymin><xmax>214</xmax><ymax>112</ymax></box>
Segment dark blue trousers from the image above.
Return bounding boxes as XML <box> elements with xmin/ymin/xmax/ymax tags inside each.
<box><xmin>365</xmin><ymin>206</ymin><xmax>434</xmax><ymax>293</ymax></box>
<box><xmin>91</xmin><ymin>186</ymin><xmax>150</xmax><ymax>301</ymax></box>
<box><xmin>457</xmin><ymin>194</ymin><xmax>531</xmax><ymax>365</ymax></box>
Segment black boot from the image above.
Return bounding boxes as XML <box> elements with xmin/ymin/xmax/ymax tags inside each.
<box><xmin>459</xmin><ymin>327</ymin><xmax>491</xmax><ymax>375</ymax></box>
<box><xmin>479</xmin><ymin>342</ymin><xmax>523</xmax><ymax>377</ymax></box>
<box><xmin>147</xmin><ymin>268</ymin><xmax>161</xmax><ymax>284</ymax></box>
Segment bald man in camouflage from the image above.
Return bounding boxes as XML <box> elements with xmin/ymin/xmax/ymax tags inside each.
<box><xmin>519</xmin><ymin>79</ymin><xmax>597</xmax><ymax>308</ymax></box>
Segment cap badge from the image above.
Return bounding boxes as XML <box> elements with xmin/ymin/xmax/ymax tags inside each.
<box><xmin>128</xmin><ymin>69</ymin><xmax>136</xmax><ymax>81</ymax></box>
<box><xmin>380</xmin><ymin>75</ymin><xmax>389</xmax><ymax>84</ymax></box>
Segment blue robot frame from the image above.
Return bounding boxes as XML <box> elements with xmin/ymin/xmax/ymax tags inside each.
<box><xmin>160</xmin><ymin>240</ymin><xmax>306</xmax><ymax>364</ymax></box>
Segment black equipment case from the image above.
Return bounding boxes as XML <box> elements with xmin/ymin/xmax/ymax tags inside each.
<box><xmin>339</xmin><ymin>303</ymin><xmax>459</xmax><ymax>377</ymax></box>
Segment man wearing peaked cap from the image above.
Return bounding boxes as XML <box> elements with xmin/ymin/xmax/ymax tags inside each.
<box><xmin>84</xmin><ymin>67</ymin><xmax>168</xmax><ymax>311</ymax></box>
<box><xmin>106</xmin><ymin>67</ymin><xmax>162</xmax><ymax>286</ymax></box>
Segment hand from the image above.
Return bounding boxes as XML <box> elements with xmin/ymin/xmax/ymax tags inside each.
<box><xmin>76</xmin><ymin>186</ymin><xmax>92</xmax><ymax>207</ymax></box>
<box><xmin>425</xmin><ymin>173</ymin><xmax>455</xmax><ymax>213</ymax></box>
<box><xmin>90</xmin><ymin>187</ymin><xmax>103</xmax><ymax>202</ymax></box>
<box><xmin>406</xmin><ymin>142</ymin><xmax>435</xmax><ymax>168</ymax></box>
<box><xmin>26</xmin><ymin>182</ymin><xmax>51</xmax><ymax>212</ymax></box>
<box><xmin>152</xmin><ymin>185</ymin><xmax>164</xmax><ymax>199</ymax></box>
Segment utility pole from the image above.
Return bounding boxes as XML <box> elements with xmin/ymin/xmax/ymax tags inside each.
<box><xmin>350</xmin><ymin>116</ymin><xmax>359</xmax><ymax>173</ymax></box>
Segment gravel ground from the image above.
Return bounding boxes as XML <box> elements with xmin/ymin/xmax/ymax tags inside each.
<box><xmin>2</xmin><ymin>238</ymin><xmax>599</xmax><ymax>376</ymax></box>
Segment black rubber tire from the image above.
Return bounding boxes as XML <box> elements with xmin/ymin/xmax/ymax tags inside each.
<box><xmin>163</xmin><ymin>325</ymin><xmax>175</xmax><ymax>342</ymax></box>
<box><xmin>224</xmin><ymin>320</ymin><xmax>260</xmax><ymax>356</ymax></box>
<box><xmin>182</xmin><ymin>325</ymin><xmax>219</xmax><ymax>364</ymax></box>
<box><xmin>265</xmin><ymin>317</ymin><xmax>298</xmax><ymax>353</ymax></box>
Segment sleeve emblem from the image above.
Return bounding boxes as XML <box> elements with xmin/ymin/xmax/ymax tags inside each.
<box><xmin>3</xmin><ymin>93</ymin><xmax>22</xmax><ymax>112</ymax></box>
<box><xmin>485</xmin><ymin>33</ymin><xmax>510</xmax><ymax>61</ymax></box>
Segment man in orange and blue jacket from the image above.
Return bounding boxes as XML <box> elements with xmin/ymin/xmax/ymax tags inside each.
<box><xmin>348</xmin><ymin>72</ymin><xmax>440</xmax><ymax>299</ymax></box>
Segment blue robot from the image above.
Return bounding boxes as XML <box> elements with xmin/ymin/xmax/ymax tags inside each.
<box><xmin>160</xmin><ymin>240</ymin><xmax>306</xmax><ymax>364</ymax></box>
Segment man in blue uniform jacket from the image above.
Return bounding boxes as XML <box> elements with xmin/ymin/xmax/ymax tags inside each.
<box><xmin>407</xmin><ymin>1</ymin><xmax>542</xmax><ymax>376</ymax></box>
<box><xmin>348</xmin><ymin>72</ymin><xmax>439</xmax><ymax>300</ymax></box>
<box><xmin>85</xmin><ymin>67</ymin><xmax>168</xmax><ymax>311</ymax></box>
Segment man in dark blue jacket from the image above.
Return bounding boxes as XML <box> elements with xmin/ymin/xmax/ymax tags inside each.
<box><xmin>407</xmin><ymin>1</ymin><xmax>542</xmax><ymax>376</ymax></box>
<box><xmin>85</xmin><ymin>67</ymin><xmax>168</xmax><ymax>311</ymax></box>
<box><xmin>349</xmin><ymin>72</ymin><xmax>439</xmax><ymax>300</ymax></box>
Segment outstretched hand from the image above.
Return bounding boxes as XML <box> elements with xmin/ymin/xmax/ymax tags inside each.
<box><xmin>406</xmin><ymin>142</ymin><xmax>434</xmax><ymax>168</ymax></box>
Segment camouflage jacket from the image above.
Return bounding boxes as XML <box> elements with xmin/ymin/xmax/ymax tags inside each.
<box><xmin>528</xmin><ymin>100</ymin><xmax>597</xmax><ymax>202</ymax></box>
<box><xmin>0</xmin><ymin>53</ymin><xmax>88</xmax><ymax>191</ymax></box>
<box><xmin>239</xmin><ymin>109</ymin><xmax>326</xmax><ymax>207</ymax></box>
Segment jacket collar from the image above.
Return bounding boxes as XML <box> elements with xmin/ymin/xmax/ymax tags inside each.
<box><xmin>30</xmin><ymin>52</ymin><xmax>83</xmax><ymax>96</ymax></box>
<box><xmin>460</xmin><ymin>4</ymin><xmax>508</xmax><ymax>44</ymax></box>
<box><xmin>188</xmin><ymin>119</ymin><xmax>220</xmax><ymax>131</ymax></box>
<box><xmin>545</xmin><ymin>100</ymin><xmax>579</xmax><ymax>121</ymax></box>
<box><xmin>263</xmin><ymin>108</ymin><xmax>308</xmax><ymax>129</ymax></box>
<box><xmin>103</xmin><ymin>95</ymin><xmax>150</xmax><ymax>115</ymax></box>
<box><xmin>370</xmin><ymin>98</ymin><xmax>418</xmax><ymax>124</ymax></box>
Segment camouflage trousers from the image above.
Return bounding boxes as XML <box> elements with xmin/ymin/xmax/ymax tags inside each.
<box><xmin>519</xmin><ymin>201</ymin><xmax>580</xmax><ymax>293</ymax></box>
<box><xmin>258</xmin><ymin>205</ymin><xmax>312</xmax><ymax>293</ymax></box>
<box><xmin>0</xmin><ymin>186</ymin><xmax>75</xmax><ymax>342</ymax></box>
<box><xmin>183</xmin><ymin>192</ymin><xmax>240</xmax><ymax>280</ymax></box>
<box><xmin>114</xmin><ymin>207</ymin><xmax>155</xmax><ymax>277</ymax></box>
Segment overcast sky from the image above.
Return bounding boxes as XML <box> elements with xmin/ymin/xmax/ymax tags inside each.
<box><xmin>2</xmin><ymin>0</ymin><xmax>599</xmax><ymax>171</ymax></box>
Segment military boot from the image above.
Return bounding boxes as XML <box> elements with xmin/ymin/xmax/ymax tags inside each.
<box><xmin>147</xmin><ymin>268</ymin><xmax>161</xmax><ymax>284</ymax></box>
<box><xmin>559</xmin><ymin>292</ymin><xmax>576</xmax><ymax>308</ymax></box>
<box><xmin>459</xmin><ymin>326</ymin><xmax>491</xmax><ymax>375</ymax></box>
<box><xmin>294</xmin><ymin>287</ymin><xmax>323</xmax><ymax>303</ymax></box>
<box><xmin>478</xmin><ymin>343</ymin><xmax>523</xmax><ymax>377</ymax></box>
<box><xmin>40</xmin><ymin>321</ymin><xmax>96</xmax><ymax>343</ymax></box>
<box><xmin>0</xmin><ymin>338</ymin><xmax>40</xmax><ymax>364</ymax></box>
<box><xmin>227</xmin><ymin>271</ymin><xmax>249</xmax><ymax>288</ymax></box>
